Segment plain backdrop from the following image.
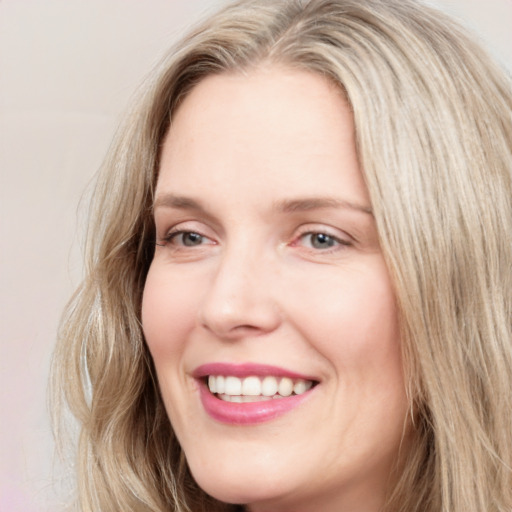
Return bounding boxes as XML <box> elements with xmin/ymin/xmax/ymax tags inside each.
<box><xmin>0</xmin><ymin>1</ymin><xmax>510</xmax><ymax>511</ymax></box>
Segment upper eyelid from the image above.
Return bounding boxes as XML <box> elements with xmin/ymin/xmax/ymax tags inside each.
<box><xmin>155</xmin><ymin>218</ymin><xmax>214</xmax><ymax>235</ymax></box>
<box><xmin>158</xmin><ymin>227</ymin><xmax>214</xmax><ymax>243</ymax></box>
<box><xmin>293</xmin><ymin>232</ymin><xmax>352</xmax><ymax>251</ymax></box>
<box><xmin>293</xmin><ymin>223</ymin><xmax>355</xmax><ymax>242</ymax></box>
<box><xmin>154</xmin><ymin>215</ymin><xmax>224</xmax><ymax>239</ymax></box>
<box><xmin>154</xmin><ymin>218</ymin><xmax>356</xmax><ymax>243</ymax></box>
<box><xmin>156</xmin><ymin>230</ymin><xmax>350</xmax><ymax>253</ymax></box>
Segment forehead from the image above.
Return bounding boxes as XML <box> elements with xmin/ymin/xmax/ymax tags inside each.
<box><xmin>157</xmin><ymin>65</ymin><xmax>369</xmax><ymax>206</ymax></box>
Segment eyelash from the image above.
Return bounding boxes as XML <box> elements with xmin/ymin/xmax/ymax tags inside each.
<box><xmin>156</xmin><ymin>227</ymin><xmax>352</xmax><ymax>254</ymax></box>
<box><xmin>156</xmin><ymin>229</ymin><xmax>212</xmax><ymax>248</ymax></box>
<box><xmin>294</xmin><ymin>231</ymin><xmax>352</xmax><ymax>252</ymax></box>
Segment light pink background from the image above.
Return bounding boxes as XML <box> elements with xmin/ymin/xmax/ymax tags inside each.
<box><xmin>1</xmin><ymin>1</ymin><xmax>510</xmax><ymax>510</ymax></box>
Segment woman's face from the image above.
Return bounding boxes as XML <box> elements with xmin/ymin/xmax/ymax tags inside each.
<box><xmin>142</xmin><ymin>66</ymin><xmax>409</xmax><ymax>512</ymax></box>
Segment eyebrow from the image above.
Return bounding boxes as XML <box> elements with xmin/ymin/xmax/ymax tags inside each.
<box><xmin>274</xmin><ymin>197</ymin><xmax>373</xmax><ymax>215</ymax></box>
<box><xmin>153</xmin><ymin>194</ymin><xmax>206</xmax><ymax>212</ymax></box>
<box><xmin>153</xmin><ymin>194</ymin><xmax>373</xmax><ymax>216</ymax></box>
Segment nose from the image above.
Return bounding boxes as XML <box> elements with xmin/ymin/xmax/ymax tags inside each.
<box><xmin>198</xmin><ymin>246</ymin><xmax>282</xmax><ymax>340</ymax></box>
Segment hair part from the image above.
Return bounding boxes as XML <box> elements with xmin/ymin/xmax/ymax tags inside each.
<box><xmin>51</xmin><ymin>1</ymin><xmax>512</xmax><ymax>510</ymax></box>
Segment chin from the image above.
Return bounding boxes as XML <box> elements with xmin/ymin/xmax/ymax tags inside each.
<box><xmin>188</xmin><ymin>456</ymin><xmax>296</xmax><ymax>508</ymax></box>
<box><xmin>195</xmin><ymin>476</ymin><xmax>273</xmax><ymax>507</ymax></box>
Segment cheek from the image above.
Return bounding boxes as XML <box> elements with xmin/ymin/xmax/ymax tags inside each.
<box><xmin>288</xmin><ymin>262</ymin><xmax>402</xmax><ymax>383</ymax></box>
<box><xmin>288</xmin><ymin>265</ymin><xmax>407</xmax><ymax>416</ymax></box>
<box><xmin>141</xmin><ymin>264</ymin><xmax>200</xmax><ymax>361</ymax></box>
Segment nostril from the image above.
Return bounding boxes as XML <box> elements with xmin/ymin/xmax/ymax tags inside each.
<box><xmin>197</xmin><ymin>264</ymin><xmax>282</xmax><ymax>338</ymax></box>
<box><xmin>199</xmin><ymin>307</ymin><xmax>281</xmax><ymax>340</ymax></box>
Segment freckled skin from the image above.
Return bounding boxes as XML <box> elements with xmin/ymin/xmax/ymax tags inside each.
<box><xmin>142</xmin><ymin>66</ymin><xmax>409</xmax><ymax>512</ymax></box>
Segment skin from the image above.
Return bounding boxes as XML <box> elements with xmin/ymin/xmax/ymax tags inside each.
<box><xmin>142</xmin><ymin>65</ymin><xmax>410</xmax><ymax>512</ymax></box>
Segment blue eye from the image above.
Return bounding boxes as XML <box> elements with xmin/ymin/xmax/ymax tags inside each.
<box><xmin>308</xmin><ymin>233</ymin><xmax>336</xmax><ymax>249</ymax></box>
<box><xmin>156</xmin><ymin>230</ymin><xmax>209</xmax><ymax>247</ymax></box>
<box><xmin>300</xmin><ymin>232</ymin><xmax>348</xmax><ymax>250</ymax></box>
<box><xmin>175</xmin><ymin>232</ymin><xmax>204</xmax><ymax>246</ymax></box>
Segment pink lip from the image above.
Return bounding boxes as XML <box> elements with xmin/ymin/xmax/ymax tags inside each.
<box><xmin>193</xmin><ymin>363</ymin><xmax>317</xmax><ymax>425</ymax></box>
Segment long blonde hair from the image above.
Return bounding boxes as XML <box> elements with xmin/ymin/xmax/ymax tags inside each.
<box><xmin>51</xmin><ymin>1</ymin><xmax>512</xmax><ymax>511</ymax></box>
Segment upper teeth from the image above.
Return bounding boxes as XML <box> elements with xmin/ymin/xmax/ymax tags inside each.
<box><xmin>208</xmin><ymin>375</ymin><xmax>313</xmax><ymax>399</ymax></box>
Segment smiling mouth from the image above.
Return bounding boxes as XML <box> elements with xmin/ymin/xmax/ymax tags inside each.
<box><xmin>207</xmin><ymin>375</ymin><xmax>316</xmax><ymax>403</ymax></box>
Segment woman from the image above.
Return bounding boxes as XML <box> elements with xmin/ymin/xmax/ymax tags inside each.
<box><xmin>51</xmin><ymin>0</ymin><xmax>512</xmax><ymax>511</ymax></box>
